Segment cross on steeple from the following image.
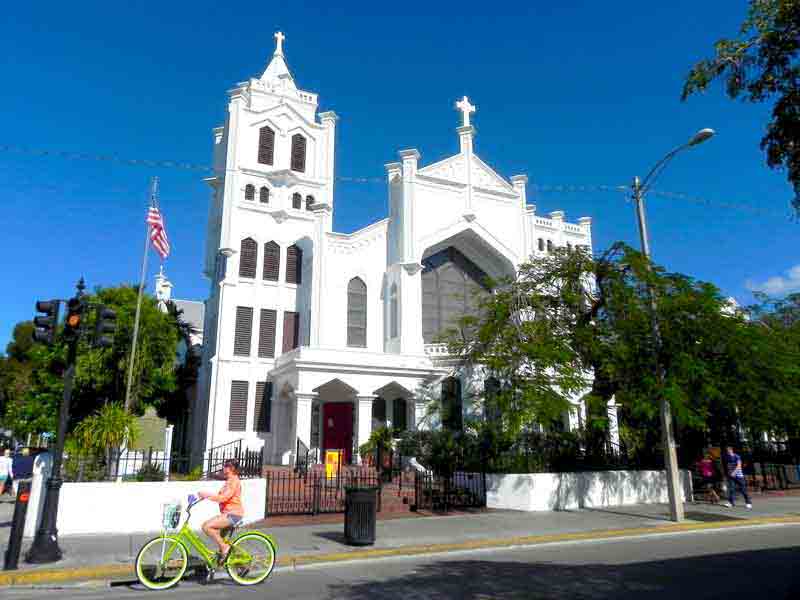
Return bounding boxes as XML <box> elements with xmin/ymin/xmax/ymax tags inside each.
<box><xmin>456</xmin><ymin>96</ymin><xmax>476</xmax><ymax>127</ymax></box>
<box><xmin>274</xmin><ymin>31</ymin><xmax>285</xmax><ymax>56</ymax></box>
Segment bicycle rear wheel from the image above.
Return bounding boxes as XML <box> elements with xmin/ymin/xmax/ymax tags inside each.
<box><xmin>225</xmin><ymin>532</ymin><xmax>276</xmax><ymax>585</ymax></box>
<box><xmin>135</xmin><ymin>536</ymin><xmax>189</xmax><ymax>590</ymax></box>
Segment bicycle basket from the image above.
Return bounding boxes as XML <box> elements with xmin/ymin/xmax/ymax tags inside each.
<box><xmin>161</xmin><ymin>501</ymin><xmax>182</xmax><ymax>531</ymax></box>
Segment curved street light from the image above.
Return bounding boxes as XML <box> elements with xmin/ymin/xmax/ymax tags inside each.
<box><xmin>632</xmin><ymin>128</ymin><xmax>715</xmax><ymax>524</ymax></box>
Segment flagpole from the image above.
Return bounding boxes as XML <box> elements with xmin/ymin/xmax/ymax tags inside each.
<box><xmin>125</xmin><ymin>177</ymin><xmax>158</xmax><ymax>411</ymax></box>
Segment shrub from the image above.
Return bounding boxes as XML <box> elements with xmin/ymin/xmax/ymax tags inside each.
<box><xmin>135</xmin><ymin>462</ymin><xmax>165</xmax><ymax>482</ymax></box>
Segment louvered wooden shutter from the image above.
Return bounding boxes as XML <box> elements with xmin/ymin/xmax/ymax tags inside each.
<box><xmin>286</xmin><ymin>245</ymin><xmax>301</xmax><ymax>284</ymax></box>
<box><xmin>546</xmin><ymin>240</ymin><xmax>553</xmax><ymax>252</ymax></box>
<box><xmin>538</xmin><ymin>238</ymin><xmax>544</xmax><ymax>251</ymax></box>
<box><xmin>263</xmin><ymin>241</ymin><xmax>280</xmax><ymax>281</ymax></box>
<box><xmin>233</xmin><ymin>306</ymin><xmax>253</xmax><ymax>356</ymax></box>
<box><xmin>292</xmin><ymin>193</ymin><xmax>302</xmax><ymax>210</ymax></box>
<box><xmin>258</xmin><ymin>309</ymin><xmax>277</xmax><ymax>358</ymax></box>
<box><xmin>305</xmin><ymin>195</ymin><xmax>314</xmax><ymax>211</ymax></box>
<box><xmin>389</xmin><ymin>284</ymin><xmax>398</xmax><ymax>338</ymax></box>
<box><xmin>260</xmin><ymin>186</ymin><xmax>270</xmax><ymax>203</ymax></box>
<box><xmin>239</xmin><ymin>238</ymin><xmax>257</xmax><ymax>278</ymax></box>
<box><xmin>347</xmin><ymin>277</ymin><xmax>367</xmax><ymax>347</ymax></box>
<box><xmin>282</xmin><ymin>311</ymin><xmax>299</xmax><ymax>353</ymax></box>
<box><xmin>244</xmin><ymin>184</ymin><xmax>255</xmax><ymax>201</ymax></box>
<box><xmin>253</xmin><ymin>381</ymin><xmax>272</xmax><ymax>432</ymax></box>
<box><xmin>229</xmin><ymin>380</ymin><xmax>248</xmax><ymax>431</ymax></box>
<box><xmin>258</xmin><ymin>126</ymin><xmax>275</xmax><ymax>165</ymax></box>
<box><xmin>290</xmin><ymin>134</ymin><xmax>306</xmax><ymax>172</ymax></box>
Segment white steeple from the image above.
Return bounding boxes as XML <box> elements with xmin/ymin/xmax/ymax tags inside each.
<box><xmin>155</xmin><ymin>265</ymin><xmax>173</xmax><ymax>306</ymax></box>
<box><xmin>260</xmin><ymin>31</ymin><xmax>296</xmax><ymax>90</ymax></box>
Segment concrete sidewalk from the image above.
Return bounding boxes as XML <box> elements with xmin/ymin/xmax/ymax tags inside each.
<box><xmin>2</xmin><ymin>494</ymin><xmax>800</xmax><ymax>586</ymax></box>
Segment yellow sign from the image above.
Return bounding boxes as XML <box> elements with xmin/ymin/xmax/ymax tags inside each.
<box><xmin>325</xmin><ymin>450</ymin><xmax>342</xmax><ymax>479</ymax></box>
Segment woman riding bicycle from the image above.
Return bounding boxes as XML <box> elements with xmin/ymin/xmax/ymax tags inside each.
<box><xmin>198</xmin><ymin>458</ymin><xmax>244</xmax><ymax>562</ymax></box>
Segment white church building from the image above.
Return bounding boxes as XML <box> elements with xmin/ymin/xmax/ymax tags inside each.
<box><xmin>193</xmin><ymin>33</ymin><xmax>595</xmax><ymax>466</ymax></box>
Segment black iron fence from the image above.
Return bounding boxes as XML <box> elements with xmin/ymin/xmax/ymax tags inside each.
<box><xmin>266</xmin><ymin>469</ymin><xmax>382</xmax><ymax>515</ymax></box>
<box><xmin>413</xmin><ymin>470</ymin><xmax>486</xmax><ymax>512</ymax></box>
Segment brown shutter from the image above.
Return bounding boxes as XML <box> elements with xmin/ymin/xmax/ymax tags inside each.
<box><xmin>263</xmin><ymin>241</ymin><xmax>280</xmax><ymax>281</ymax></box>
<box><xmin>290</xmin><ymin>134</ymin><xmax>306</xmax><ymax>172</ymax></box>
<box><xmin>244</xmin><ymin>184</ymin><xmax>255</xmax><ymax>201</ymax></box>
<box><xmin>259</xmin><ymin>186</ymin><xmax>270</xmax><ymax>204</ymax></box>
<box><xmin>286</xmin><ymin>245</ymin><xmax>301</xmax><ymax>284</ymax></box>
<box><xmin>238</xmin><ymin>238</ymin><xmax>257</xmax><ymax>278</ymax></box>
<box><xmin>253</xmin><ymin>381</ymin><xmax>272</xmax><ymax>432</ymax></box>
<box><xmin>229</xmin><ymin>380</ymin><xmax>248</xmax><ymax>431</ymax></box>
<box><xmin>292</xmin><ymin>193</ymin><xmax>302</xmax><ymax>210</ymax></box>
<box><xmin>258</xmin><ymin>309</ymin><xmax>277</xmax><ymax>358</ymax></box>
<box><xmin>233</xmin><ymin>306</ymin><xmax>253</xmax><ymax>356</ymax></box>
<box><xmin>282</xmin><ymin>311</ymin><xmax>299</xmax><ymax>353</ymax></box>
<box><xmin>258</xmin><ymin>126</ymin><xmax>275</xmax><ymax>165</ymax></box>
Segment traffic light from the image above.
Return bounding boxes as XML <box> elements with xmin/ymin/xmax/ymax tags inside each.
<box><xmin>33</xmin><ymin>300</ymin><xmax>60</xmax><ymax>345</ymax></box>
<box><xmin>62</xmin><ymin>297</ymin><xmax>85</xmax><ymax>342</ymax></box>
<box><xmin>94</xmin><ymin>306</ymin><xmax>117</xmax><ymax>348</ymax></box>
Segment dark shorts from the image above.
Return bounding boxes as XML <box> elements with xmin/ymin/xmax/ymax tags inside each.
<box><xmin>225</xmin><ymin>513</ymin><xmax>243</xmax><ymax>527</ymax></box>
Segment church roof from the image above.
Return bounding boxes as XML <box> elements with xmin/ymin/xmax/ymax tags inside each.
<box><xmin>260</xmin><ymin>31</ymin><xmax>297</xmax><ymax>91</ymax></box>
<box><xmin>173</xmin><ymin>299</ymin><xmax>204</xmax><ymax>333</ymax></box>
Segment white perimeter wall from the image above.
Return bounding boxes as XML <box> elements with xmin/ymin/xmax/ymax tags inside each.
<box><xmin>24</xmin><ymin>477</ymin><xmax>266</xmax><ymax>537</ymax></box>
<box><xmin>486</xmin><ymin>470</ymin><xmax>693</xmax><ymax>512</ymax></box>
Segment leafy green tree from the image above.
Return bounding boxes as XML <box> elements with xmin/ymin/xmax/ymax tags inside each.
<box><xmin>447</xmin><ymin>243</ymin><xmax>800</xmax><ymax>462</ymax></box>
<box><xmin>682</xmin><ymin>0</ymin><xmax>800</xmax><ymax>212</ymax></box>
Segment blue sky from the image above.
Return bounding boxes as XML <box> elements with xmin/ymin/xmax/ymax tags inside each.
<box><xmin>1</xmin><ymin>1</ymin><xmax>797</xmax><ymax>351</ymax></box>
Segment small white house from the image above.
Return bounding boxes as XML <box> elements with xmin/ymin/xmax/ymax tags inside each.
<box><xmin>193</xmin><ymin>32</ymin><xmax>600</xmax><ymax>466</ymax></box>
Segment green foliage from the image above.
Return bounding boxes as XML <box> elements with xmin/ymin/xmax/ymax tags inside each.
<box><xmin>358</xmin><ymin>425</ymin><xmax>395</xmax><ymax>460</ymax></box>
<box><xmin>73</xmin><ymin>402</ymin><xmax>139</xmax><ymax>452</ymax></box>
<box><xmin>134</xmin><ymin>462</ymin><xmax>166</xmax><ymax>482</ymax></box>
<box><xmin>1</xmin><ymin>284</ymin><xmax>194</xmax><ymax>438</ymax></box>
<box><xmin>682</xmin><ymin>0</ymin><xmax>800</xmax><ymax>213</ymax></box>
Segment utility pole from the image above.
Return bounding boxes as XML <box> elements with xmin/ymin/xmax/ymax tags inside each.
<box><xmin>632</xmin><ymin>176</ymin><xmax>684</xmax><ymax>522</ymax></box>
<box><xmin>26</xmin><ymin>278</ymin><xmax>86</xmax><ymax>563</ymax></box>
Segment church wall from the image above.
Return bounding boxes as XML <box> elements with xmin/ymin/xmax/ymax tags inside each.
<box><xmin>412</xmin><ymin>181</ymin><xmax>465</xmax><ymax>246</ymax></box>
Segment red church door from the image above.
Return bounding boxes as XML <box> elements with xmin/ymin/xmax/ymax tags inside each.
<box><xmin>322</xmin><ymin>402</ymin><xmax>354</xmax><ymax>464</ymax></box>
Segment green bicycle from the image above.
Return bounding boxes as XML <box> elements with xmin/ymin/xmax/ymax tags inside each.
<box><xmin>135</xmin><ymin>494</ymin><xmax>277</xmax><ymax>590</ymax></box>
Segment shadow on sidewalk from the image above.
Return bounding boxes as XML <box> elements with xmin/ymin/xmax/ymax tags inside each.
<box><xmin>324</xmin><ymin>547</ymin><xmax>800</xmax><ymax>599</ymax></box>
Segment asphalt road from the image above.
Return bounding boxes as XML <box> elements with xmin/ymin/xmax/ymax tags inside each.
<box><xmin>5</xmin><ymin>523</ymin><xmax>800</xmax><ymax>599</ymax></box>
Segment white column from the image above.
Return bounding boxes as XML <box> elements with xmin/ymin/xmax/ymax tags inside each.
<box><xmin>578</xmin><ymin>216</ymin><xmax>593</xmax><ymax>253</ymax></box>
<box><xmin>295</xmin><ymin>393</ymin><xmax>314</xmax><ymax>455</ymax></box>
<box><xmin>398</xmin><ymin>149</ymin><xmax>420</xmax><ymax>264</ymax></box>
<box><xmin>549</xmin><ymin>210</ymin><xmax>565</xmax><ymax>248</ymax></box>
<box><xmin>309</xmin><ymin>205</ymin><xmax>332</xmax><ymax>346</ymax></box>
<box><xmin>319</xmin><ymin>111</ymin><xmax>338</xmax><ymax>211</ymax></box>
<box><xmin>511</xmin><ymin>174</ymin><xmax>529</xmax><ymax>257</ymax></box>
<box><xmin>356</xmin><ymin>396</ymin><xmax>376</xmax><ymax>464</ymax></box>
<box><xmin>399</xmin><ymin>264</ymin><xmax>424</xmax><ymax>355</ymax></box>
<box><xmin>457</xmin><ymin>125</ymin><xmax>476</xmax><ymax>217</ymax></box>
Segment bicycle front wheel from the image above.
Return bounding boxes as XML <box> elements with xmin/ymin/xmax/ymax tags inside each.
<box><xmin>226</xmin><ymin>532</ymin><xmax>276</xmax><ymax>585</ymax></box>
<box><xmin>135</xmin><ymin>535</ymin><xmax>189</xmax><ymax>590</ymax></box>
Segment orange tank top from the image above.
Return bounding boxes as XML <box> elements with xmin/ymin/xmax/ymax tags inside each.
<box><xmin>216</xmin><ymin>478</ymin><xmax>243</xmax><ymax>516</ymax></box>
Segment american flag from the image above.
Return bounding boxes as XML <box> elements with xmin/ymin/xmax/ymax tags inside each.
<box><xmin>146</xmin><ymin>206</ymin><xmax>170</xmax><ymax>260</ymax></box>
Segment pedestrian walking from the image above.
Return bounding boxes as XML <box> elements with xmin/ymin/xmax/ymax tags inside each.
<box><xmin>695</xmin><ymin>451</ymin><xmax>720</xmax><ymax>504</ymax></box>
<box><xmin>721</xmin><ymin>445</ymin><xmax>752</xmax><ymax>510</ymax></box>
<box><xmin>0</xmin><ymin>449</ymin><xmax>13</xmax><ymax>497</ymax></box>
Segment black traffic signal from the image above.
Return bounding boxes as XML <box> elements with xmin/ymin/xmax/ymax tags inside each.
<box><xmin>33</xmin><ymin>300</ymin><xmax>61</xmax><ymax>345</ymax></box>
<box><xmin>94</xmin><ymin>306</ymin><xmax>117</xmax><ymax>348</ymax></box>
<box><xmin>62</xmin><ymin>298</ymin><xmax>85</xmax><ymax>342</ymax></box>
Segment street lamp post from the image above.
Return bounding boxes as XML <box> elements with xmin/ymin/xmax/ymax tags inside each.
<box><xmin>632</xmin><ymin>128</ymin><xmax>714</xmax><ymax>523</ymax></box>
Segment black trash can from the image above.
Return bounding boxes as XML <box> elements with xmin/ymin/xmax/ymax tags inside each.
<box><xmin>344</xmin><ymin>486</ymin><xmax>378</xmax><ymax>546</ymax></box>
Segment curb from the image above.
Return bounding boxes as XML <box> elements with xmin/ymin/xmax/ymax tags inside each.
<box><xmin>2</xmin><ymin>515</ymin><xmax>799</xmax><ymax>587</ymax></box>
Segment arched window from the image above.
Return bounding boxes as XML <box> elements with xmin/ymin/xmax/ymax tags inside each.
<box><xmin>421</xmin><ymin>247</ymin><xmax>490</xmax><ymax>344</ymax></box>
<box><xmin>537</xmin><ymin>238</ymin><xmax>544</xmax><ymax>252</ymax></box>
<box><xmin>546</xmin><ymin>240</ymin><xmax>553</xmax><ymax>252</ymax></box>
<box><xmin>441</xmin><ymin>377</ymin><xmax>462</xmax><ymax>431</ymax></box>
<box><xmin>238</xmin><ymin>238</ymin><xmax>257</xmax><ymax>278</ymax></box>
<box><xmin>305</xmin><ymin>195</ymin><xmax>314</xmax><ymax>211</ymax></box>
<box><xmin>347</xmin><ymin>277</ymin><xmax>367</xmax><ymax>347</ymax></box>
<box><xmin>389</xmin><ymin>283</ymin><xmax>398</xmax><ymax>339</ymax></box>
<box><xmin>258</xmin><ymin>126</ymin><xmax>275</xmax><ymax>166</ymax></box>
<box><xmin>292</xmin><ymin>192</ymin><xmax>302</xmax><ymax>210</ymax></box>
<box><xmin>290</xmin><ymin>134</ymin><xmax>306</xmax><ymax>172</ymax></box>
<box><xmin>286</xmin><ymin>244</ymin><xmax>302</xmax><ymax>284</ymax></box>
<box><xmin>393</xmin><ymin>397</ymin><xmax>408</xmax><ymax>432</ymax></box>
<box><xmin>259</xmin><ymin>186</ymin><xmax>270</xmax><ymax>204</ymax></box>
<box><xmin>244</xmin><ymin>184</ymin><xmax>255</xmax><ymax>201</ymax></box>
<box><xmin>263</xmin><ymin>241</ymin><xmax>280</xmax><ymax>281</ymax></box>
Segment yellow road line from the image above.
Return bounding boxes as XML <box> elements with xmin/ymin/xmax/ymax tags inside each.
<box><xmin>2</xmin><ymin>515</ymin><xmax>798</xmax><ymax>587</ymax></box>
